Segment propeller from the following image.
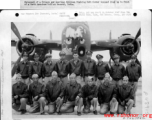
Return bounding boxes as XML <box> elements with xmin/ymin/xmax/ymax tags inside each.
<box><xmin>11</xmin><ymin>22</ymin><xmax>35</xmax><ymax>54</ymax></box>
<box><xmin>131</xmin><ymin>28</ymin><xmax>141</xmax><ymax>44</ymax></box>
<box><xmin>11</xmin><ymin>22</ymin><xmax>24</xmax><ymax>43</ymax></box>
<box><xmin>11</xmin><ymin>22</ymin><xmax>29</xmax><ymax>77</ymax></box>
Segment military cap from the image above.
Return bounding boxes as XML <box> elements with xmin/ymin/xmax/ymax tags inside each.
<box><xmin>45</xmin><ymin>53</ymin><xmax>52</xmax><ymax>58</ymax></box>
<box><xmin>22</xmin><ymin>52</ymin><xmax>29</xmax><ymax>57</ymax></box>
<box><xmin>34</xmin><ymin>53</ymin><xmax>39</xmax><ymax>58</ymax></box>
<box><xmin>96</xmin><ymin>54</ymin><xmax>103</xmax><ymax>59</ymax></box>
<box><xmin>59</xmin><ymin>51</ymin><xmax>66</xmax><ymax>56</ymax></box>
<box><xmin>131</xmin><ymin>55</ymin><xmax>137</xmax><ymax>59</ymax></box>
<box><xmin>113</xmin><ymin>54</ymin><xmax>120</xmax><ymax>59</ymax></box>
<box><xmin>86</xmin><ymin>50</ymin><xmax>92</xmax><ymax>55</ymax></box>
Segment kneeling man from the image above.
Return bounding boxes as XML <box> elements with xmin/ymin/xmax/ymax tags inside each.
<box><xmin>98</xmin><ymin>73</ymin><xmax>118</xmax><ymax>114</ymax></box>
<box><xmin>59</xmin><ymin>73</ymin><xmax>83</xmax><ymax>116</ymax></box>
<box><xmin>12</xmin><ymin>74</ymin><xmax>28</xmax><ymax>114</ymax></box>
<box><xmin>28</xmin><ymin>74</ymin><xmax>46</xmax><ymax>114</ymax></box>
<box><xmin>45</xmin><ymin>71</ymin><xmax>64</xmax><ymax>114</ymax></box>
<box><xmin>117</xmin><ymin>76</ymin><xmax>134</xmax><ymax>114</ymax></box>
<box><xmin>80</xmin><ymin>76</ymin><xmax>98</xmax><ymax>115</ymax></box>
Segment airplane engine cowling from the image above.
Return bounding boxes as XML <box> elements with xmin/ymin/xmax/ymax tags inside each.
<box><xmin>110</xmin><ymin>35</ymin><xmax>140</xmax><ymax>61</ymax></box>
<box><xmin>16</xmin><ymin>35</ymin><xmax>38</xmax><ymax>56</ymax></box>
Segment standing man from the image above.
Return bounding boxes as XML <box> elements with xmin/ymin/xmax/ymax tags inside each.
<box><xmin>79</xmin><ymin>76</ymin><xmax>98</xmax><ymax>115</ymax></box>
<box><xmin>110</xmin><ymin>54</ymin><xmax>126</xmax><ymax>86</ymax></box>
<box><xmin>98</xmin><ymin>73</ymin><xmax>118</xmax><ymax>114</ymax></box>
<box><xmin>12</xmin><ymin>74</ymin><xmax>28</xmax><ymax>114</ymax></box>
<box><xmin>82</xmin><ymin>50</ymin><xmax>96</xmax><ymax>84</ymax></box>
<box><xmin>55</xmin><ymin>51</ymin><xmax>69</xmax><ymax>87</ymax></box>
<box><xmin>29</xmin><ymin>53</ymin><xmax>43</xmax><ymax>83</ymax></box>
<box><xmin>117</xmin><ymin>76</ymin><xmax>134</xmax><ymax>114</ymax></box>
<box><xmin>126</xmin><ymin>55</ymin><xmax>141</xmax><ymax>107</ymax></box>
<box><xmin>16</xmin><ymin>52</ymin><xmax>31</xmax><ymax>86</ymax></box>
<box><xmin>68</xmin><ymin>51</ymin><xmax>84</xmax><ymax>86</ymax></box>
<box><xmin>95</xmin><ymin>54</ymin><xmax>110</xmax><ymax>87</ymax></box>
<box><xmin>42</xmin><ymin>53</ymin><xmax>56</xmax><ymax>86</ymax></box>
<box><xmin>59</xmin><ymin>73</ymin><xmax>83</xmax><ymax>116</ymax></box>
<box><xmin>28</xmin><ymin>74</ymin><xmax>46</xmax><ymax>115</ymax></box>
<box><xmin>44</xmin><ymin>71</ymin><xmax>64</xmax><ymax>114</ymax></box>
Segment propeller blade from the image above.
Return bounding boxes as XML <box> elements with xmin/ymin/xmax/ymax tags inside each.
<box><xmin>136</xmin><ymin>58</ymin><xmax>141</xmax><ymax>67</ymax></box>
<box><xmin>11</xmin><ymin>54</ymin><xmax>22</xmax><ymax>77</ymax></box>
<box><xmin>11</xmin><ymin>22</ymin><xmax>24</xmax><ymax>43</ymax></box>
<box><xmin>132</xmin><ymin>28</ymin><xmax>141</xmax><ymax>44</ymax></box>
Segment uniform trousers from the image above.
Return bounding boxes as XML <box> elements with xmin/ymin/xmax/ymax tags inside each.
<box><xmin>28</xmin><ymin>97</ymin><xmax>46</xmax><ymax>113</ymax></box>
<box><xmin>46</xmin><ymin>98</ymin><xmax>62</xmax><ymax>114</ymax></box>
<box><xmin>117</xmin><ymin>99</ymin><xmax>134</xmax><ymax>114</ymax></box>
<box><xmin>129</xmin><ymin>81</ymin><xmax>138</xmax><ymax>105</ymax></box>
<box><xmin>12</xmin><ymin>98</ymin><xmax>27</xmax><ymax>111</ymax></box>
<box><xmin>83</xmin><ymin>98</ymin><xmax>98</xmax><ymax>113</ymax></box>
<box><xmin>100</xmin><ymin>100</ymin><xmax>118</xmax><ymax>114</ymax></box>
<box><xmin>59</xmin><ymin>98</ymin><xmax>83</xmax><ymax>113</ymax></box>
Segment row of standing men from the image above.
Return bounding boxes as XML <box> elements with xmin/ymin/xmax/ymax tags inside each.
<box><xmin>13</xmin><ymin>50</ymin><xmax>141</xmax><ymax>115</ymax></box>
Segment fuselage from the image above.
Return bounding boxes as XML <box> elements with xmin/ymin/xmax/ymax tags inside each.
<box><xmin>61</xmin><ymin>22</ymin><xmax>91</xmax><ymax>60</ymax></box>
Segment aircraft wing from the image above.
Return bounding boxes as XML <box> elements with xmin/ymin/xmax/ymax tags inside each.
<box><xmin>91</xmin><ymin>39</ymin><xmax>122</xmax><ymax>51</ymax></box>
<box><xmin>33</xmin><ymin>40</ymin><xmax>62</xmax><ymax>51</ymax></box>
<box><xmin>11</xmin><ymin>38</ymin><xmax>62</xmax><ymax>51</ymax></box>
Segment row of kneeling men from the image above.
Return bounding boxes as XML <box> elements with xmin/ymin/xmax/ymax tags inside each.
<box><xmin>12</xmin><ymin>72</ymin><xmax>135</xmax><ymax>116</ymax></box>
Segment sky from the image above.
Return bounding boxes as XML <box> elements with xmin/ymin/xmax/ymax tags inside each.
<box><xmin>11</xmin><ymin>22</ymin><xmax>141</xmax><ymax>62</ymax></box>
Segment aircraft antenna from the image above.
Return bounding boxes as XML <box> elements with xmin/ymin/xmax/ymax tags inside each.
<box><xmin>109</xmin><ymin>30</ymin><xmax>112</xmax><ymax>40</ymax></box>
<box><xmin>50</xmin><ymin>31</ymin><xmax>52</xmax><ymax>40</ymax></box>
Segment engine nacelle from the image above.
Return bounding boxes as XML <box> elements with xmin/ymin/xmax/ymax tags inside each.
<box><xmin>110</xmin><ymin>35</ymin><xmax>140</xmax><ymax>61</ymax></box>
<box><xmin>16</xmin><ymin>35</ymin><xmax>38</xmax><ymax>56</ymax></box>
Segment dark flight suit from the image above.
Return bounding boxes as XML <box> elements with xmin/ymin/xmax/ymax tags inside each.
<box><xmin>55</xmin><ymin>60</ymin><xmax>69</xmax><ymax>87</ymax></box>
<box><xmin>59</xmin><ymin>82</ymin><xmax>82</xmax><ymax>113</ymax></box>
<box><xmin>126</xmin><ymin>62</ymin><xmax>141</xmax><ymax>106</ymax></box>
<box><xmin>42</xmin><ymin>61</ymin><xmax>56</xmax><ymax>86</ymax></box>
<box><xmin>68</xmin><ymin>59</ymin><xmax>84</xmax><ymax>86</ymax></box>
<box><xmin>117</xmin><ymin>84</ymin><xmax>134</xmax><ymax>114</ymax></box>
<box><xmin>80</xmin><ymin>84</ymin><xmax>98</xmax><ymax>113</ymax></box>
<box><xmin>110</xmin><ymin>63</ymin><xmax>126</xmax><ymax>86</ymax></box>
<box><xmin>98</xmin><ymin>81</ymin><xmax>118</xmax><ymax>114</ymax></box>
<box><xmin>44</xmin><ymin>80</ymin><xmax>64</xmax><ymax>114</ymax></box>
<box><xmin>82</xmin><ymin>59</ymin><xmax>96</xmax><ymax>83</ymax></box>
<box><xmin>16</xmin><ymin>61</ymin><xmax>31</xmax><ymax>85</ymax></box>
<box><xmin>95</xmin><ymin>62</ymin><xmax>110</xmax><ymax>87</ymax></box>
<box><xmin>29</xmin><ymin>61</ymin><xmax>43</xmax><ymax>83</ymax></box>
<box><xmin>12</xmin><ymin>82</ymin><xmax>28</xmax><ymax>111</ymax></box>
<box><xmin>28</xmin><ymin>82</ymin><xmax>46</xmax><ymax>114</ymax></box>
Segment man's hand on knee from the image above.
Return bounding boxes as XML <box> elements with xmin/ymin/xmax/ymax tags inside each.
<box><xmin>75</xmin><ymin>96</ymin><xmax>80</xmax><ymax>103</ymax></box>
